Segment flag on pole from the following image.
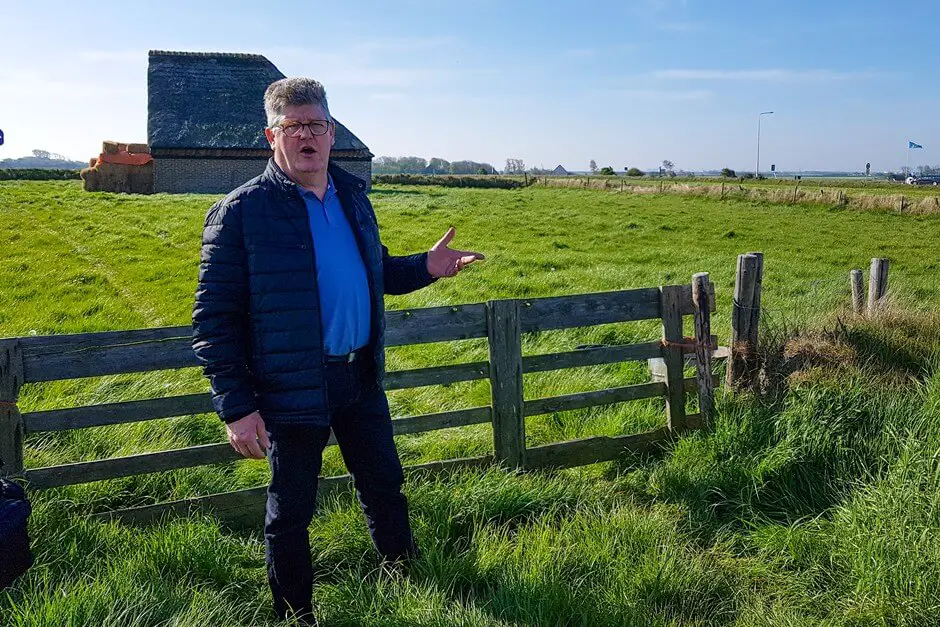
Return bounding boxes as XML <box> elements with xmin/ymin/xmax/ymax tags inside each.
<box><xmin>909</xmin><ymin>141</ymin><xmax>923</xmax><ymax>149</ymax></box>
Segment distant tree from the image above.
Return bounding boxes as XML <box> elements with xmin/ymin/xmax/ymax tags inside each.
<box><xmin>477</xmin><ymin>167</ymin><xmax>489</xmax><ymax>175</ymax></box>
<box><xmin>452</xmin><ymin>160</ymin><xmax>496</xmax><ymax>175</ymax></box>
<box><xmin>374</xmin><ymin>155</ymin><xmax>495</xmax><ymax>175</ymax></box>
<box><xmin>589</xmin><ymin>159</ymin><xmax>598</xmax><ymax>174</ymax></box>
<box><xmin>626</xmin><ymin>167</ymin><xmax>644</xmax><ymax>177</ymax></box>
<box><xmin>662</xmin><ymin>160</ymin><xmax>676</xmax><ymax>177</ymax></box>
<box><xmin>720</xmin><ymin>167</ymin><xmax>736</xmax><ymax>178</ymax></box>
<box><xmin>504</xmin><ymin>158</ymin><xmax>526</xmax><ymax>174</ymax></box>
<box><xmin>425</xmin><ymin>157</ymin><xmax>451</xmax><ymax>175</ymax></box>
<box><xmin>599</xmin><ymin>166</ymin><xmax>616</xmax><ymax>175</ymax></box>
<box><xmin>372</xmin><ymin>156</ymin><xmax>427</xmax><ymax>174</ymax></box>
<box><xmin>31</xmin><ymin>149</ymin><xmax>51</xmax><ymax>160</ymax></box>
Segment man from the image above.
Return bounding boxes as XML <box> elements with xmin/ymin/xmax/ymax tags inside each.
<box><xmin>192</xmin><ymin>77</ymin><xmax>483</xmax><ymax>624</ymax></box>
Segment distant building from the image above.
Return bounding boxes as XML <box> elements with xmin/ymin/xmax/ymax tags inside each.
<box><xmin>551</xmin><ymin>164</ymin><xmax>570</xmax><ymax>176</ymax></box>
<box><xmin>147</xmin><ymin>50</ymin><xmax>373</xmax><ymax>194</ymax></box>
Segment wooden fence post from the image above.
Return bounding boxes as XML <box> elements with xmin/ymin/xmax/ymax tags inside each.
<box><xmin>486</xmin><ymin>299</ymin><xmax>525</xmax><ymax>468</ymax></box>
<box><xmin>867</xmin><ymin>258</ymin><xmax>889</xmax><ymax>314</ymax></box>
<box><xmin>726</xmin><ymin>253</ymin><xmax>761</xmax><ymax>388</ymax></box>
<box><xmin>850</xmin><ymin>269</ymin><xmax>864</xmax><ymax>314</ymax></box>
<box><xmin>691</xmin><ymin>274</ymin><xmax>714</xmax><ymax>425</ymax></box>
<box><xmin>745</xmin><ymin>252</ymin><xmax>764</xmax><ymax>351</ymax></box>
<box><xmin>0</xmin><ymin>340</ymin><xmax>25</xmax><ymax>479</ymax></box>
<box><xmin>660</xmin><ymin>285</ymin><xmax>686</xmax><ymax>431</ymax></box>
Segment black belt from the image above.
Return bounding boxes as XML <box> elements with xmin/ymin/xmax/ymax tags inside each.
<box><xmin>324</xmin><ymin>346</ymin><xmax>369</xmax><ymax>364</ymax></box>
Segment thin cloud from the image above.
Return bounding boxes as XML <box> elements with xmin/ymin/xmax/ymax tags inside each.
<box><xmin>651</xmin><ymin>68</ymin><xmax>879</xmax><ymax>82</ymax></box>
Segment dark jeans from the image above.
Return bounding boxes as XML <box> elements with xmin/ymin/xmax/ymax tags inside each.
<box><xmin>264</xmin><ymin>357</ymin><xmax>416</xmax><ymax>621</ymax></box>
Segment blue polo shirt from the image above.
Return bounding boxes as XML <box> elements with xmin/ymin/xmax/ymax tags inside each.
<box><xmin>300</xmin><ymin>176</ymin><xmax>371</xmax><ymax>356</ymax></box>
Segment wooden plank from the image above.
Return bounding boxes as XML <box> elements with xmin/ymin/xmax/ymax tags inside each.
<box><xmin>16</xmin><ymin>285</ymin><xmax>713</xmax><ymax>385</ymax></box>
<box><xmin>524</xmin><ymin>427</ymin><xmax>670</xmax><ymax>469</ymax></box>
<box><xmin>519</xmin><ymin>287</ymin><xmax>662</xmax><ymax>332</ymax></box>
<box><xmin>649</xmin><ymin>340</ymin><xmax>727</xmax><ymax>383</ymax></box>
<box><xmin>26</xmin><ymin>407</ymin><xmax>492</xmax><ymax>488</ymax></box>
<box><xmin>661</xmin><ymin>285</ymin><xmax>687</xmax><ymax>431</ymax></box>
<box><xmin>522</xmin><ymin>342</ymin><xmax>662</xmax><ymax>373</ymax></box>
<box><xmin>390</xmin><ymin>407</ymin><xmax>492</xmax><ymax>436</ymax></box>
<box><xmin>98</xmin><ymin>454</ymin><xmax>494</xmax><ymax>526</ymax></box>
<box><xmin>692</xmin><ymin>273</ymin><xmax>715</xmax><ymax>426</ymax></box>
<box><xmin>18</xmin><ymin>326</ymin><xmax>190</xmax><ymax>355</ymax></box>
<box><xmin>23</xmin><ymin>337</ymin><xmax>197</xmax><ymax>383</ymax></box>
<box><xmin>523</xmin><ymin>382</ymin><xmax>666</xmax><ymax>417</ymax></box>
<box><xmin>486</xmin><ymin>299</ymin><xmax>526</xmax><ymax>468</ymax></box>
<box><xmin>384</xmin><ymin>361</ymin><xmax>489</xmax><ymax>390</ymax></box>
<box><xmin>0</xmin><ymin>340</ymin><xmax>25</xmax><ymax>478</ymax></box>
<box><xmin>24</xmin><ymin>365</ymin><xmax>491</xmax><ymax>433</ymax></box>
<box><xmin>385</xmin><ymin>303</ymin><xmax>487</xmax><ymax>346</ymax></box>
<box><xmin>20</xmin><ymin>305</ymin><xmax>489</xmax><ymax>383</ymax></box>
<box><xmin>24</xmin><ymin>442</ymin><xmax>242</xmax><ymax>488</ymax></box>
<box><xmin>23</xmin><ymin>393</ymin><xmax>214</xmax><ymax>433</ymax></box>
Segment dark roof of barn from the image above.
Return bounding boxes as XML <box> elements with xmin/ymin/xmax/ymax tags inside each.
<box><xmin>147</xmin><ymin>50</ymin><xmax>370</xmax><ymax>154</ymax></box>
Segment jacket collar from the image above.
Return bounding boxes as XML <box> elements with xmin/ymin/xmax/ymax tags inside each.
<box><xmin>263</xmin><ymin>158</ymin><xmax>366</xmax><ymax>197</ymax></box>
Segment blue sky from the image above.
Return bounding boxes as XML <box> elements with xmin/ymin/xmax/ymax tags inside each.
<box><xmin>2</xmin><ymin>0</ymin><xmax>939</xmax><ymax>172</ymax></box>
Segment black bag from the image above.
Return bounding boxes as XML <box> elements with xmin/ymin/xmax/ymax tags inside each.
<box><xmin>0</xmin><ymin>478</ymin><xmax>33</xmax><ymax>590</ymax></box>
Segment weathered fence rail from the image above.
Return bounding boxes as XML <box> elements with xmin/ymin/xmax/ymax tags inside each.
<box><xmin>0</xmin><ymin>277</ymin><xmax>718</xmax><ymax>526</ymax></box>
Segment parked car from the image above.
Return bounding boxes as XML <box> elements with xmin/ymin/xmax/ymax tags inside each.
<box><xmin>906</xmin><ymin>175</ymin><xmax>940</xmax><ymax>185</ymax></box>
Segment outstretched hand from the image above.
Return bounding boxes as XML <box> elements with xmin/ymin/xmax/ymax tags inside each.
<box><xmin>426</xmin><ymin>227</ymin><xmax>485</xmax><ymax>278</ymax></box>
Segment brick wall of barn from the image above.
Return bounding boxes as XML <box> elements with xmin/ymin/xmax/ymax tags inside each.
<box><xmin>154</xmin><ymin>158</ymin><xmax>268</xmax><ymax>194</ymax></box>
<box><xmin>154</xmin><ymin>157</ymin><xmax>373</xmax><ymax>194</ymax></box>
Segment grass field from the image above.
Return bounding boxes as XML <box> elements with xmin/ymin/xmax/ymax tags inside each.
<box><xmin>1</xmin><ymin>180</ymin><xmax>940</xmax><ymax>625</ymax></box>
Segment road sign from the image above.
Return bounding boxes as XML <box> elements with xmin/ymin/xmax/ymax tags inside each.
<box><xmin>0</xmin><ymin>129</ymin><xmax>4</xmax><ymax>146</ymax></box>
<box><xmin>770</xmin><ymin>164</ymin><xmax>775</xmax><ymax>171</ymax></box>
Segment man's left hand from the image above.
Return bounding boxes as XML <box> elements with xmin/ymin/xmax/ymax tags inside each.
<box><xmin>426</xmin><ymin>227</ymin><xmax>485</xmax><ymax>278</ymax></box>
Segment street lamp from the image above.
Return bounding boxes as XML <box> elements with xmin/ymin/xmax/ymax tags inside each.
<box><xmin>756</xmin><ymin>111</ymin><xmax>774</xmax><ymax>177</ymax></box>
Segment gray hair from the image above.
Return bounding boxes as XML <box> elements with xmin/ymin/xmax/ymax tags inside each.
<box><xmin>264</xmin><ymin>77</ymin><xmax>331</xmax><ymax>127</ymax></box>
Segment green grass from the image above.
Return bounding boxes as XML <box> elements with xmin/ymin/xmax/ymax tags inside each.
<box><xmin>2</xmin><ymin>180</ymin><xmax>940</xmax><ymax>625</ymax></box>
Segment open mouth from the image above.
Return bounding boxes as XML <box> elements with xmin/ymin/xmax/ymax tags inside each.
<box><xmin>300</xmin><ymin>147</ymin><xmax>317</xmax><ymax>155</ymax></box>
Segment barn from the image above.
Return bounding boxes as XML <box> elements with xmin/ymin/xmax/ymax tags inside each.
<box><xmin>147</xmin><ymin>50</ymin><xmax>373</xmax><ymax>194</ymax></box>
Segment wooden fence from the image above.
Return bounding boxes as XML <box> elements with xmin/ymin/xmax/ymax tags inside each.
<box><xmin>0</xmin><ymin>274</ymin><xmax>717</xmax><ymax>526</ymax></box>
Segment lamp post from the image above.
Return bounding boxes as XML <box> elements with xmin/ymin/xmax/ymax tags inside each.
<box><xmin>756</xmin><ymin>111</ymin><xmax>774</xmax><ymax>177</ymax></box>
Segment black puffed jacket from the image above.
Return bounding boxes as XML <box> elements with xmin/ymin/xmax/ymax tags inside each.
<box><xmin>193</xmin><ymin>160</ymin><xmax>435</xmax><ymax>425</ymax></box>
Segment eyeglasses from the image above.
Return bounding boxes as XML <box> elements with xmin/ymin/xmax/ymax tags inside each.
<box><xmin>275</xmin><ymin>119</ymin><xmax>333</xmax><ymax>138</ymax></box>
